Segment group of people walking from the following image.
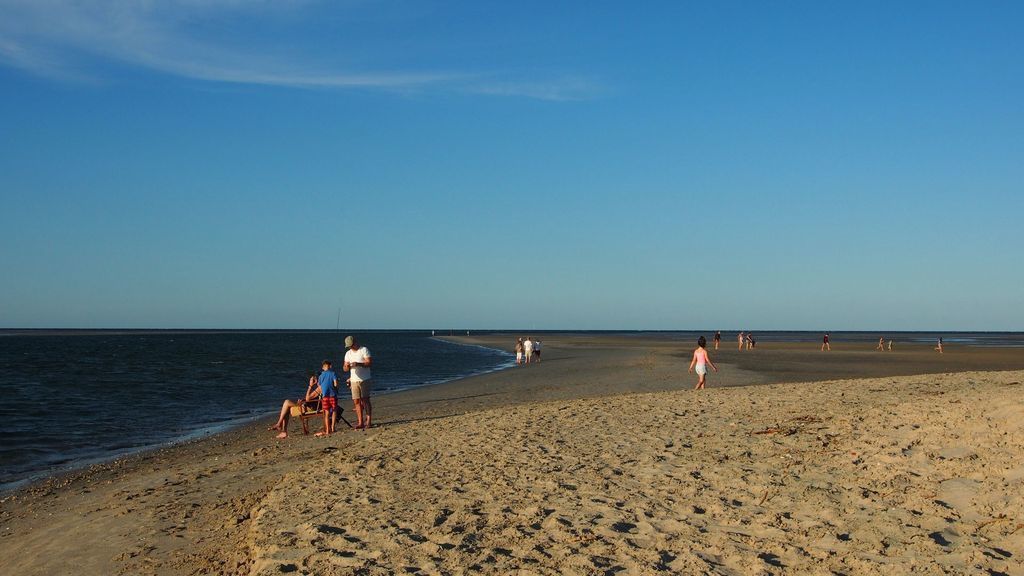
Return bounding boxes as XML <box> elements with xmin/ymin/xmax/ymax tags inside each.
<box><xmin>737</xmin><ymin>331</ymin><xmax>756</xmax><ymax>350</ymax></box>
<box><xmin>513</xmin><ymin>334</ymin><xmax>717</xmax><ymax>390</ymax></box>
<box><xmin>823</xmin><ymin>334</ymin><xmax>943</xmax><ymax>353</ymax></box>
<box><xmin>269</xmin><ymin>335</ymin><xmax>375</xmax><ymax>438</ymax></box>
<box><xmin>514</xmin><ymin>337</ymin><xmax>542</xmax><ymax>365</ymax></box>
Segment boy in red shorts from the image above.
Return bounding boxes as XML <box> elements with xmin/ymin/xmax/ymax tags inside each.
<box><xmin>315</xmin><ymin>360</ymin><xmax>339</xmax><ymax>436</ymax></box>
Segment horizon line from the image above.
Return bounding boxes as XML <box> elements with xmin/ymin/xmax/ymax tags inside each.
<box><xmin>1</xmin><ymin>328</ymin><xmax>1017</xmax><ymax>334</ymax></box>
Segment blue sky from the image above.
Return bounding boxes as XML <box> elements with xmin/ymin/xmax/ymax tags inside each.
<box><xmin>1</xmin><ymin>1</ymin><xmax>1022</xmax><ymax>330</ymax></box>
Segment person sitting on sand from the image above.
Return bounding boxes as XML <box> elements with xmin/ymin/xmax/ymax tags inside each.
<box><xmin>268</xmin><ymin>371</ymin><xmax>322</xmax><ymax>439</ymax></box>
<box><xmin>316</xmin><ymin>360</ymin><xmax>340</xmax><ymax>437</ymax></box>
<box><xmin>688</xmin><ymin>336</ymin><xmax>719</xmax><ymax>390</ymax></box>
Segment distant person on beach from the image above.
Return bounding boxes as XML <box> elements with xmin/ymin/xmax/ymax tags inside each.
<box><xmin>534</xmin><ymin>339</ymin><xmax>542</xmax><ymax>362</ymax></box>
<box><xmin>822</xmin><ymin>333</ymin><xmax>830</xmax><ymax>351</ymax></box>
<box><xmin>268</xmin><ymin>371</ymin><xmax>322</xmax><ymax>439</ymax></box>
<box><xmin>745</xmin><ymin>332</ymin><xmax>754</xmax><ymax>350</ymax></box>
<box><xmin>315</xmin><ymin>361</ymin><xmax>339</xmax><ymax>437</ymax></box>
<box><xmin>935</xmin><ymin>337</ymin><xmax>944</xmax><ymax>354</ymax></box>
<box><xmin>888</xmin><ymin>339</ymin><xmax>893</xmax><ymax>351</ymax></box>
<box><xmin>523</xmin><ymin>337</ymin><xmax>534</xmax><ymax>364</ymax></box>
<box><xmin>738</xmin><ymin>332</ymin><xmax>745</xmax><ymax>350</ymax></box>
<box><xmin>688</xmin><ymin>336</ymin><xmax>718</xmax><ymax>390</ymax></box>
<box><xmin>343</xmin><ymin>335</ymin><xmax>374</xmax><ymax>429</ymax></box>
<box><xmin>877</xmin><ymin>337</ymin><xmax>885</xmax><ymax>351</ymax></box>
<box><xmin>713</xmin><ymin>331</ymin><xmax>721</xmax><ymax>350</ymax></box>
<box><xmin>515</xmin><ymin>338</ymin><xmax>524</xmax><ymax>365</ymax></box>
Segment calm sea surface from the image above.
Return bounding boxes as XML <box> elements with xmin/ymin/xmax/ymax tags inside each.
<box><xmin>0</xmin><ymin>331</ymin><xmax>512</xmax><ymax>490</ymax></box>
<box><xmin>0</xmin><ymin>330</ymin><xmax>1020</xmax><ymax>490</ymax></box>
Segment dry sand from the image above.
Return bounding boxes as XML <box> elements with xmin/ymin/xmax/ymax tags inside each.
<box><xmin>248</xmin><ymin>370</ymin><xmax>1024</xmax><ymax>575</ymax></box>
<box><xmin>1</xmin><ymin>335</ymin><xmax>1023</xmax><ymax>575</ymax></box>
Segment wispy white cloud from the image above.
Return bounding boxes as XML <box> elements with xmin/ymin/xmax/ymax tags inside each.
<box><xmin>468</xmin><ymin>77</ymin><xmax>605</xmax><ymax>102</ymax></box>
<box><xmin>0</xmin><ymin>0</ymin><xmax>599</xmax><ymax>100</ymax></box>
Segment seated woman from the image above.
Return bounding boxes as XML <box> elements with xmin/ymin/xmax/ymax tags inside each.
<box><xmin>269</xmin><ymin>372</ymin><xmax>321</xmax><ymax>439</ymax></box>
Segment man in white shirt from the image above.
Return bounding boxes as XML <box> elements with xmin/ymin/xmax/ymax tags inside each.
<box><xmin>523</xmin><ymin>337</ymin><xmax>534</xmax><ymax>364</ymax></box>
<box><xmin>343</xmin><ymin>335</ymin><xmax>373</xmax><ymax>430</ymax></box>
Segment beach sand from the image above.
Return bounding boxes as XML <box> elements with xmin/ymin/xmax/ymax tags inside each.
<box><xmin>1</xmin><ymin>335</ymin><xmax>1023</xmax><ymax>575</ymax></box>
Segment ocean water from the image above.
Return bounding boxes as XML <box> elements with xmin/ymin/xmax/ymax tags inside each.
<box><xmin>0</xmin><ymin>331</ymin><xmax>512</xmax><ymax>490</ymax></box>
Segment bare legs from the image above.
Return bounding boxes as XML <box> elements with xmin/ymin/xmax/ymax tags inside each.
<box><xmin>270</xmin><ymin>399</ymin><xmax>300</xmax><ymax>438</ymax></box>
<box><xmin>318</xmin><ymin>408</ymin><xmax>336</xmax><ymax>436</ymax></box>
<box><xmin>353</xmin><ymin>398</ymin><xmax>372</xmax><ymax>430</ymax></box>
<box><xmin>271</xmin><ymin>399</ymin><xmax>296</xmax><ymax>428</ymax></box>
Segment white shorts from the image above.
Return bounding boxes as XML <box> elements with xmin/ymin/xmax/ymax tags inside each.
<box><xmin>516</xmin><ymin>352</ymin><xmax>523</xmax><ymax>361</ymax></box>
<box><xmin>695</xmin><ymin>364</ymin><xmax>707</xmax><ymax>376</ymax></box>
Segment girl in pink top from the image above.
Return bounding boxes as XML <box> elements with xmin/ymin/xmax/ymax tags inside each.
<box><xmin>688</xmin><ymin>336</ymin><xmax>719</xmax><ymax>390</ymax></box>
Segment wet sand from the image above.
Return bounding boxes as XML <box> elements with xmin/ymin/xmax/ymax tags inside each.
<box><xmin>1</xmin><ymin>334</ymin><xmax>1022</xmax><ymax>575</ymax></box>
